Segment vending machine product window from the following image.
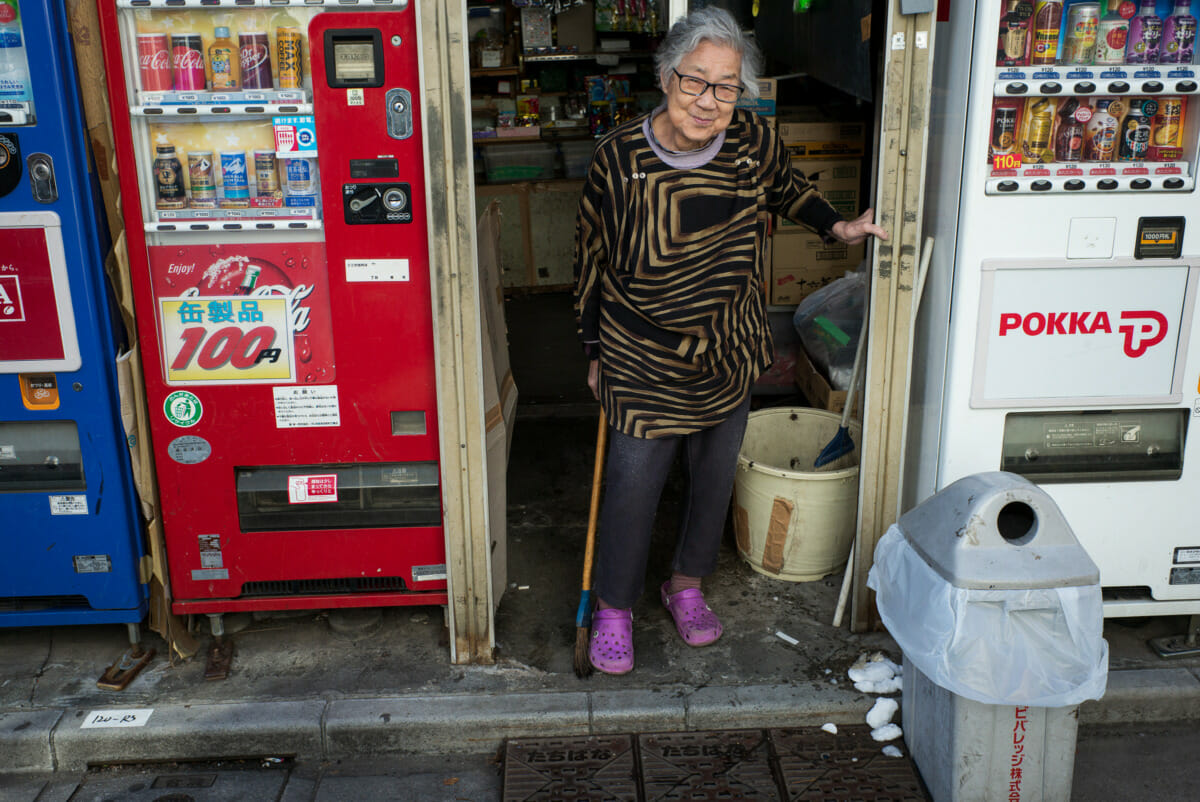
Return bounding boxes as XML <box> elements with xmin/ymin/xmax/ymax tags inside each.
<box><xmin>988</xmin><ymin>0</ymin><xmax>1200</xmax><ymax>194</ymax></box>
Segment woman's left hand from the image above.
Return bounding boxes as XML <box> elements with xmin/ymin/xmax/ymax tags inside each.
<box><xmin>830</xmin><ymin>208</ymin><xmax>889</xmax><ymax>245</ymax></box>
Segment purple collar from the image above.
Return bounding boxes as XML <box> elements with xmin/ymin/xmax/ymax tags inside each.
<box><xmin>643</xmin><ymin>104</ymin><xmax>725</xmax><ymax>169</ymax></box>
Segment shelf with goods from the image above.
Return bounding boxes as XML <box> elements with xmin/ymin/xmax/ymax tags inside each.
<box><xmin>115</xmin><ymin>0</ymin><xmax>324</xmax><ymax>233</ymax></box>
<box><xmin>987</xmin><ymin>0</ymin><xmax>1199</xmax><ymax>194</ymax></box>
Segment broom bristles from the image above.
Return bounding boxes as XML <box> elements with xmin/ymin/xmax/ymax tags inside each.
<box><xmin>573</xmin><ymin>626</ymin><xmax>593</xmax><ymax>678</ymax></box>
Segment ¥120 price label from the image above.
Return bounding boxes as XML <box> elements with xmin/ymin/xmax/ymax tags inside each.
<box><xmin>160</xmin><ymin>296</ymin><xmax>294</xmax><ymax>384</ymax></box>
<box><xmin>992</xmin><ymin>152</ymin><xmax>1023</xmax><ymax>171</ymax></box>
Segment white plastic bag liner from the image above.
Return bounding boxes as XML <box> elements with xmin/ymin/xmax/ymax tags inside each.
<box><xmin>868</xmin><ymin>525</ymin><xmax>1108</xmax><ymax>708</ymax></box>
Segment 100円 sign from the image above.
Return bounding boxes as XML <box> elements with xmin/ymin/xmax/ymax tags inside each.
<box><xmin>159</xmin><ymin>295</ymin><xmax>294</xmax><ymax>384</ymax></box>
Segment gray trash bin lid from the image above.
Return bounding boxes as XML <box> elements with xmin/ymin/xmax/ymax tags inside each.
<box><xmin>897</xmin><ymin>471</ymin><xmax>1099</xmax><ymax>590</ymax></box>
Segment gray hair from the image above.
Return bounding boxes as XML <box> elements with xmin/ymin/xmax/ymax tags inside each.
<box><xmin>654</xmin><ymin>6</ymin><xmax>764</xmax><ymax>100</ymax></box>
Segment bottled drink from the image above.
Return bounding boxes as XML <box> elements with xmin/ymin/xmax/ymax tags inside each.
<box><xmin>170</xmin><ymin>33</ymin><xmax>206</xmax><ymax>91</ymax></box>
<box><xmin>1160</xmin><ymin>1</ymin><xmax>1197</xmax><ymax>63</ymax></box>
<box><xmin>1021</xmin><ymin>97</ymin><xmax>1056</xmax><ymax>161</ymax></box>
<box><xmin>1117</xmin><ymin>97</ymin><xmax>1155</xmax><ymax>159</ymax></box>
<box><xmin>136</xmin><ymin>33</ymin><xmax>172</xmax><ymax>92</ymax></box>
<box><xmin>1061</xmin><ymin>3</ymin><xmax>1101</xmax><ymax>64</ymax></box>
<box><xmin>272</xmin><ymin>6</ymin><xmax>304</xmax><ymax>89</ymax></box>
<box><xmin>998</xmin><ymin>0</ymin><xmax>1034</xmax><ymax>66</ymax></box>
<box><xmin>1030</xmin><ymin>1</ymin><xmax>1065</xmax><ymax>65</ymax></box>
<box><xmin>209</xmin><ymin>26</ymin><xmax>239</xmax><ymax>91</ymax></box>
<box><xmin>1125</xmin><ymin>0</ymin><xmax>1163</xmax><ymax>63</ymax></box>
<box><xmin>219</xmin><ymin>151</ymin><xmax>250</xmax><ymax>208</ymax></box>
<box><xmin>1095</xmin><ymin>3</ymin><xmax>1132</xmax><ymax>64</ymax></box>
<box><xmin>187</xmin><ymin>151</ymin><xmax>216</xmax><ymax>209</ymax></box>
<box><xmin>1054</xmin><ymin>98</ymin><xmax>1085</xmax><ymax>161</ymax></box>
<box><xmin>154</xmin><ymin>145</ymin><xmax>186</xmax><ymax>210</ymax></box>
<box><xmin>0</xmin><ymin>0</ymin><xmax>32</xmax><ymax>103</ymax></box>
<box><xmin>1085</xmin><ymin>97</ymin><xmax>1121</xmax><ymax>160</ymax></box>
<box><xmin>239</xmin><ymin>32</ymin><xmax>273</xmax><ymax>90</ymax></box>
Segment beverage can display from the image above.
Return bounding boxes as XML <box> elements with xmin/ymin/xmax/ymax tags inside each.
<box><xmin>1149</xmin><ymin>96</ymin><xmax>1185</xmax><ymax>160</ymax></box>
<box><xmin>240</xmin><ymin>32</ymin><xmax>274</xmax><ymax>90</ymax></box>
<box><xmin>1020</xmin><ymin>97</ymin><xmax>1057</xmax><ymax>162</ymax></box>
<box><xmin>208</xmin><ymin>26</ymin><xmax>239</xmax><ymax>91</ymax></box>
<box><xmin>1085</xmin><ymin>97</ymin><xmax>1122</xmax><ymax>160</ymax></box>
<box><xmin>1095</xmin><ymin>15</ymin><xmax>1131</xmax><ymax>64</ymax></box>
<box><xmin>1161</xmin><ymin>1</ymin><xmax>1197</xmax><ymax>63</ymax></box>
<box><xmin>1030</xmin><ymin>1</ymin><xmax>1065</xmax><ymax>65</ymax></box>
<box><xmin>187</xmin><ymin>151</ymin><xmax>216</xmax><ymax>208</ymax></box>
<box><xmin>136</xmin><ymin>33</ymin><xmax>172</xmax><ymax>92</ymax></box>
<box><xmin>998</xmin><ymin>1</ymin><xmax>1034</xmax><ymax>66</ymax></box>
<box><xmin>220</xmin><ymin>151</ymin><xmax>250</xmax><ymax>208</ymax></box>
<box><xmin>1117</xmin><ymin>97</ymin><xmax>1156</xmax><ymax>160</ymax></box>
<box><xmin>254</xmin><ymin>150</ymin><xmax>280</xmax><ymax>199</ymax></box>
<box><xmin>990</xmin><ymin>100</ymin><xmax>1022</xmax><ymax>160</ymax></box>
<box><xmin>284</xmin><ymin>157</ymin><xmax>316</xmax><ymax>194</ymax></box>
<box><xmin>1126</xmin><ymin>1</ymin><xmax>1163</xmax><ymax>63</ymax></box>
<box><xmin>170</xmin><ymin>33</ymin><xmax>206</xmax><ymax>92</ymax></box>
<box><xmin>154</xmin><ymin>145</ymin><xmax>186</xmax><ymax>210</ymax></box>
<box><xmin>1061</xmin><ymin>3</ymin><xmax>1101</xmax><ymax>64</ymax></box>
<box><xmin>276</xmin><ymin>27</ymin><xmax>304</xmax><ymax>89</ymax></box>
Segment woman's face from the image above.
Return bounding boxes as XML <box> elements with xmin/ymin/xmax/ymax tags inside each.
<box><xmin>661</xmin><ymin>40</ymin><xmax>742</xmax><ymax>152</ymax></box>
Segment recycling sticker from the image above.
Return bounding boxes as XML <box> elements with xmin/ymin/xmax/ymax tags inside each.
<box><xmin>164</xmin><ymin>390</ymin><xmax>203</xmax><ymax>428</ymax></box>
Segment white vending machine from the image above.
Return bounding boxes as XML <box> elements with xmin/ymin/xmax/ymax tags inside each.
<box><xmin>910</xmin><ymin>0</ymin><xmax>1200</xmax><ymax>620</ymax></box>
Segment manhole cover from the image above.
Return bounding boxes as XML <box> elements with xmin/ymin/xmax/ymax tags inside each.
<box><xmin>639</xmin><ymin>729</ymin><xmax>779</xmax><ymax>801</ymax></box>
<box><xmin>503</xmin><ymin>734</ymin><xmax>637</xmax><ymax>801</ymax></box>
<box><xmin>771</xmin><ymin>726</ymin><xmax>929</xmax><ymax>800</ymax></box>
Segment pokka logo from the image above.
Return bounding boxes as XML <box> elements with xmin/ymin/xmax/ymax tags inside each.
<box><xmin>0</xmin><ymin>275</ymin><xmax>24</xmax><ymax>322</ymax></box>
<box><xmin>998</xmin><ymin>310</ymin><xmax>1169</xmax><ymax>358</ymax></box>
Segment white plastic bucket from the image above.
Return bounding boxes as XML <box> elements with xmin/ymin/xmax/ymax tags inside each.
<box><xmin>733</xmin><ymin>408</ymin><xmax>861</xmax><ymax>582</ymax></box>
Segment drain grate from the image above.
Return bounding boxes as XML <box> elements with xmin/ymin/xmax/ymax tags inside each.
<box><xmin>639</xmin><ymin>730</ymin><xmax>780</xmax><ymax>801</ymax></box>
<box><xmin>502</xmin><ymin>727</ymin><xmax>929</xmax><ymax>802</ymax></box>
<box><xmin>771</xmin><ymin>726</ymin><xmax>928</xmax><ymax>801</ymax></box>
<box><xmin>503</xmin><ymin>734</ymin><xmax>638</xmax><ymax>801</ymax></box>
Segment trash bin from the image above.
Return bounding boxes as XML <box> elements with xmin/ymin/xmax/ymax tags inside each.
<box><xmin>868</xmin><ymin>471</ymin><xmax>1108</xmax><ymax>802</ymax></box>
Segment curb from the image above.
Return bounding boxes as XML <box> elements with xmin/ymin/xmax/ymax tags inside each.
<box><xmin>3</xmin><ymin>669</ymin><xmax>1199</xmax><ymax>773</ymax></box>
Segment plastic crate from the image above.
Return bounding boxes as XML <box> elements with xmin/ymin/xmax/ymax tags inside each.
<box><xmin>482</xmin><ymin>143</ymin><xmax>555</xmax><ymax>182</ymax></box>
<box><xmin>559</xmin><ymin>139</ymin><xmax>596</xmax><ymax>179</ymax></box>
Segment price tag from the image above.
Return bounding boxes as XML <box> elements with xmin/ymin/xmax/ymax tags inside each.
<box><xmin>159</xmin><ymin>296</ymin><xmax>294</xmax><ymax>384</ymax></box>
<box><xmin>993</xmin><ymin>152</ymin><xmax>1023</xmax><ymax>171</ymax></box>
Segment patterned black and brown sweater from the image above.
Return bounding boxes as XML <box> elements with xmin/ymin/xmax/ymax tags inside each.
<box><xmin>574</xmin><ymin>107</ymin><xmax>845</xmax><ymax>439</ymax></box>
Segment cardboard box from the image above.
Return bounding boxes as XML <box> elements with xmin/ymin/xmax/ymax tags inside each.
<box><xmin>736</xmin><ymin>77</ymin><xmax>777</xmax><ymax>117</ymax></box>
<box><xmin>770</xmin><ymin>229</ymin><xmax>865</xmax><ymax>306</ymax></box>
<box><xmin>776</xmin><ymin>110</ymin><xmax>866</xmax><ymax>158</ymax></box>
<box><xmin>780</xmin><ymin>158</ymin><xmax>862</xmax><ymax>226</ymax></box>
<box><xmin>794</xmin><ymin>343</ymin><xmax>848</xmax><ymax>413</ymax></box>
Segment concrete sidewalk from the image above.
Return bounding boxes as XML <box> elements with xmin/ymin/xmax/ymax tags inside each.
<box><xmin>3</xmin><ymin>413</ymin><xmax>1200</xmax><ymax>774</ymax></box>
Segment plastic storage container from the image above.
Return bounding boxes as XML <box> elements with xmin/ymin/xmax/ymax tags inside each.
<box><xmin>559</xmin><ymin>139</ymin><xmax>596</xmax><ymax>179</ymax></box>
<box><xmin>868</xmin><ymin>471</ymin><xmax>1108</xmax><ymax>802</ymax></box>
<box><xmin>732</xmin><ymin>408</ymin><xmax>860</xmax><ymax>581</ymax></box>
<box><xmin>482</xmin><ymin>143</ymin><xmax>556</xmax><ymax>182</ymax></box>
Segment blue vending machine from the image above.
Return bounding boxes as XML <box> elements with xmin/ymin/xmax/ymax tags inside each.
<box><xmin>0</xmin><ymin>0</ymin><xmax>152</xmax><ymax>687</ymax></box>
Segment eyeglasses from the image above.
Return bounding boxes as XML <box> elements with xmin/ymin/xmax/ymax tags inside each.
<box><xmin>672</xmin><ymin>68</ymin><xmax>744</xmax><ymax>104</ymax></box>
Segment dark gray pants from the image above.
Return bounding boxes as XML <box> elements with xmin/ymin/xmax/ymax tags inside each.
<box><xmin>594</xmin><ymin>397</ymin><xmax>751</xmax><ymax>609</ymax></box>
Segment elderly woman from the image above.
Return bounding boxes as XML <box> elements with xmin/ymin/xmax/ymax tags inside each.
<box><xmin>574</xmin><ymin>7</ymin><xmax>886</xmax><ymax>675</ymax></box>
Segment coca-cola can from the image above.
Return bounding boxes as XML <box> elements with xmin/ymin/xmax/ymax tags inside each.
<box><xmin>170</xmin><ymin>34</ymin><xmax>206</xmax><ymax>92</ymax></box>
<box><xmin>137</xmin><ymin>33</ymin><xmax>172</xmax><ymax>92</ymax></box>
<box><xmin>240</xmin><ymin>32</ymin><xmax>274</xmax><ymax>90</ymax></box>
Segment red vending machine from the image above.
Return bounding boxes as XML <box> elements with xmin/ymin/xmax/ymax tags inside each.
<box><xmin>96</xmin><ymin>1</ymin><xmax>446</xmax><ymax>665</ymax></box>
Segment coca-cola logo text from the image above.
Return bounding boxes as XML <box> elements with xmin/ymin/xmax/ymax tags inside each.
<box><xmin>172</xmin><ymin>48</ymin><xmax>204</xmax><ymax>70</ymax></box>
<box><xmin>140</xmin><ymin>50</ymin><xmax>170</xmax><ymax>69</ymax></box>
<box><xmin>998</xmin><ymin>310</ymin><xmax>1169</xmax><ymax>358</ymax></box>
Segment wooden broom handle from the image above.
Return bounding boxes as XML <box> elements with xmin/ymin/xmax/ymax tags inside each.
<box><xmin>580</xmin><ymin>412</ymin><xmax>608</xmax><ymax>592</ymax></box>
